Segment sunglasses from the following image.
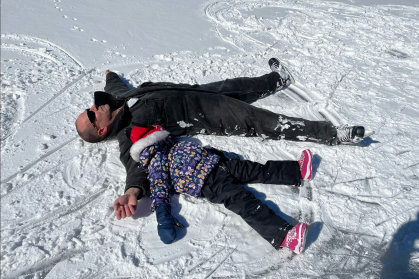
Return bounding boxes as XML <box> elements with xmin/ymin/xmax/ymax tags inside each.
<box><xmin>86</xmin><ymin>109</ymin><xmax>98</xmax><ymax>131</ymax></box>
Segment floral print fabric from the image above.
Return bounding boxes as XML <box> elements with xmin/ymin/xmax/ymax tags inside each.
<box><xmin>138</xmin><ymin>137</ymin><xmax>220</xmax><ymax>211</ymax></box>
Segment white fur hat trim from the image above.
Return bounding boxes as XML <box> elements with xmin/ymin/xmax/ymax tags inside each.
<box><xmin>130</xmin><ymin>130</ymin><xmax>170</xmax><ymax>162</ymax></box>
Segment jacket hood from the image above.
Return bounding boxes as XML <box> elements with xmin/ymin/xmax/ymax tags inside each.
<box><xmin>92</xmin><ymin>91</ymin><xmax>130</xmax><ymax>139</ymax></box>
<box><xmin>94</xmin><ymin>91</ymin><xmax>124</xmax><ymax>112</ymax></box>
<box><xmin>107</xmin><ymin>104</ymin><xmax>132</xmax><ymax>139</ymax></box>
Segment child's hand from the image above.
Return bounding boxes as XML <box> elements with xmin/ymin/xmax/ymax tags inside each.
<box><xmin>155</xmin><ymin>203</ymin><xmax>185</xmax><ymax>244</ymax></box>
<box><xmin>113</xmin><ymin>188</ymin><xmax>139</xmax><ymax>220</ymax></box>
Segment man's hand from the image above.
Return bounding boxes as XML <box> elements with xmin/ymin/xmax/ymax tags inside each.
<box><xmin>113</xmin><ymin>188</ymin><xmax>140</xmax><ymax>220</ymax></box>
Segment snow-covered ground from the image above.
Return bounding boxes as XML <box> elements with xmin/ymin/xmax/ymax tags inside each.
<box><xmin>2</xmin><ymin>0</ymin><xmax>419</xmax><ymax>278</ymax></box>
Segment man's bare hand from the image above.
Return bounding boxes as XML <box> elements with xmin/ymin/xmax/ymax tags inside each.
<box><xmin>113</xmin><ymin>188</ymin><xmax>140</xmax><ymax>220</ymax></box>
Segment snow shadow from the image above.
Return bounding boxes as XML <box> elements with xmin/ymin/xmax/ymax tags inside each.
<box><xmin>380</xmin><ymin>212</ymin><xmax>419</xmax><ymax>278</ymax></box>
<box><xmin>312</xmin><ymin>154</ymin><xmax>322</xmax><ymax>180</ymax></box>
<box><xmin>356</xmin><ymin>137</ymin><xmax>380</xmax><ymax>147</ymax></box>
<box><xmin>131</xmin><ymin>193</ymin><xmax>153</xmax><ymax>219</ymax></box>
<box><xmin>116</xmin><ymin>74</ymin><xmax>136</xmax><ymax>90</ymax></box>
<box><xmin>305</xmin><ymin>222</ymin><xmax>323</xmax><ymax>251</ymax></box>
<box><xmin>242</xmin><ymin>184</ymin><xmax>297</xmax><ymax>226</ymax></box>
<box><xmin>168</xmin><ymin>193</ymin><xmax>189</xmax><ymax>242</ymax></box>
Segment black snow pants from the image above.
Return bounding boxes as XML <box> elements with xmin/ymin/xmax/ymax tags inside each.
<box><xmin>201</xmin><ymin>157</ymin><xmax>299</xmax><ymax>249</ymax></box>
<box><xmin>104</xmin><ymin>72</ymin><xmax>338</xmax><ymax>144</ymax></box>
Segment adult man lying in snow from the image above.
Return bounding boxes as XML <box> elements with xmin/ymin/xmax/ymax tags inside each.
<box><xmin>74</xmin><ymin>58</ymin><xmax>367</xmax><ymax>222</ymax></box>
<box><xmin>120</xmin><ymin>124</ymin><xmax>312</xmax><ymax>253</ymax></box>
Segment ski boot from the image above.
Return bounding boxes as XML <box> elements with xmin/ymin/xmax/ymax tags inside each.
<box><xmin>280</xmin><ymin>222</ymin><xmax>308</xmax><ymax>254</ymax></box>
<box><xmin>337</xmin><ymin>124</ymin><xmax>375</xmax><ymax>144</ymax></box>
<box><xmin>268</xmin><ymin>57</ymin><xmax>295</xmax><ymax>89</ymax></box>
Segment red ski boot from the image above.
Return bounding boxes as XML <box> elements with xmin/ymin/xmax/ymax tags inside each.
<box><xmin>280</xmin><ymin>222</ymin><xmax>308</xmax><ymax>254</ymax></box>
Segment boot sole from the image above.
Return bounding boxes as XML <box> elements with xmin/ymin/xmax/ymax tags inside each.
<box><xmin>281</xmin><ymin>62</ymin><xmax>295</xmax><ymax>85</ymax></box>
<box><xmin>269</xmin><ymin>57</ymin><xmax>295</xmax><ymax>85</ymax></box>
<box><xmin>295</xmin><ymin>223</ymin><xmax>308</xmax><ymax>254</ymax></box>
<box><xmin>301</xmin><ymin>149</ymin><xmax>312</xmax><ymax>180</ymax></box>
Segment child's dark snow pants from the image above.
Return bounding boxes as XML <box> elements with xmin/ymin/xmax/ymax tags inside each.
<box><xmin>201</xmin><ymin>157</ymin><xmax>300</xmax><ymax>249</ymax></box>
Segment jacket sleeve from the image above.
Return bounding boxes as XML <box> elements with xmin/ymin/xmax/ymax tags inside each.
<box><xmin>104</xmin><ymin>72</ymin><xmax>133</xmax><ymax>100</ymax></box>
<box><xmin>118</xmin><ymin>127</ymin><xmax>149</xmax><ymax>199</ymax></box>
<box><xmin>104</xmin><ymin>73</ymin><xmax>187</xmax><ymax>100</ymax></box>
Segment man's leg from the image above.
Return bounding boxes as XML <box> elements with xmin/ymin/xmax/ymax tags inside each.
<box><xmin>201</xmin><ymin>162</ymin><xmax>293</xmax><ymax>249</ymax></box>
<box><xmin>193</xmin><ymin>72</ymin><xmax>281</xmax><ymax>103</ymax></box>
<box><xmin>187</xmin><ymin>93</ymin><xmax>337</xmax><ymax>144</ymax></box>
<box><xmin>253</xmin><ymin>110</ymin><xmax>338</xmax><ymax>144</ymax></box>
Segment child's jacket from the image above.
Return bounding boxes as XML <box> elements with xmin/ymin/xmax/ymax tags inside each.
<box><xmin>129</xmin><ymin>126</ymin><xmax>220</xmax><ymax>211</ymax></box>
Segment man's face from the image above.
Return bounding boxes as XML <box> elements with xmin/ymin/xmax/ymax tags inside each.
<box><xmin>76</xmin><ymin>104</ymin><xmax>113</xmax><ymax>135</ymax></box>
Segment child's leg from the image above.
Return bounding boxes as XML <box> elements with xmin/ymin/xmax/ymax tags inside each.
<box><xmin>222</xmin><ymin>158</ymin><xmax>301</xmax><ymax>186</ymax></box>
<box><xmin>201</xmin><ymin>163</ymin><xmax>293</xmax><ymax>249</ymax></box>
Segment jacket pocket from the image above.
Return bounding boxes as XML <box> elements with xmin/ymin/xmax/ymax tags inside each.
<box><xmin>163</xmin><ymin>95</ymin><xmax>187</xmax><ymax>127</ymax></box>
<box><xmin>145</xmin><ymin>99</ymin><xmax>164</xmax><ymax>125</ymax></box>
<box><xmin>130</xmin><ymin>99</ymin><xmax>162</xmax><ymax>127</ymax></box>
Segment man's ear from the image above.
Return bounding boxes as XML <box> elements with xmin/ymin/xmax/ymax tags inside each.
<box><xmin>98</xmin><ymin>126</ymin><xmax>108</xmax><ymax>136</ymax></box>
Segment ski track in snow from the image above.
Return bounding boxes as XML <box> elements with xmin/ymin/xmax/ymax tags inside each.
<box><xmin>2</xmin><ymin>0</ymin><xmax>419</xmax><ymax>278</ymax></box>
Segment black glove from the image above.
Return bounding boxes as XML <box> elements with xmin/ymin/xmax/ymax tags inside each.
<box><xmin>155</xmin><ymin>203</ymin><xmax>185</xmax><ymax>244</ymax></box>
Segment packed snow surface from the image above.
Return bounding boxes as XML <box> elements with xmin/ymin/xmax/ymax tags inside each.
<box><xmin>2</xmin><ymin>0</ymin><xmax>419</xmax><ymax>278</ymax></box>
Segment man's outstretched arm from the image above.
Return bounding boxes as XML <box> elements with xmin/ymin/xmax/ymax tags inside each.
<box><xmin>113</xmin><ymin>187</ymin><xmax>141</xmax><ymax>220</ymax></box>
<box><xmin>104</xmin><ymin>70</ymin><xmax>132</xmax><ymax>99</ymax></box>
<box><xmin>114</xmin><ymin>125</ymin><xmax>149</xmax><ymax>220</ymax></box>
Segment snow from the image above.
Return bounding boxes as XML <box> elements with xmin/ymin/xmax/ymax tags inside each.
<box><xmin>1</xmin><ymin>0</ymin><xmax>419</xmax><ymax>278</ymax></box>
<box><xmin>177</xmin><ymin>121</ymin><xmax>194</xmax><ymax>128</ymax></box>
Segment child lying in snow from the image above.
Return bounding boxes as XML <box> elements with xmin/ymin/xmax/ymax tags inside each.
<box><xmin>114</xmin><ymin>125</ymin><xmax>312</xmax><ymax>254</ymax></box>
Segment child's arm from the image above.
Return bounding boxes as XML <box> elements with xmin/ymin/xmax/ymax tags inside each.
<box><xmin>155</xmin><ymin>203</ymin><xmax>185</xmax><ymax>244</ymax></box>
